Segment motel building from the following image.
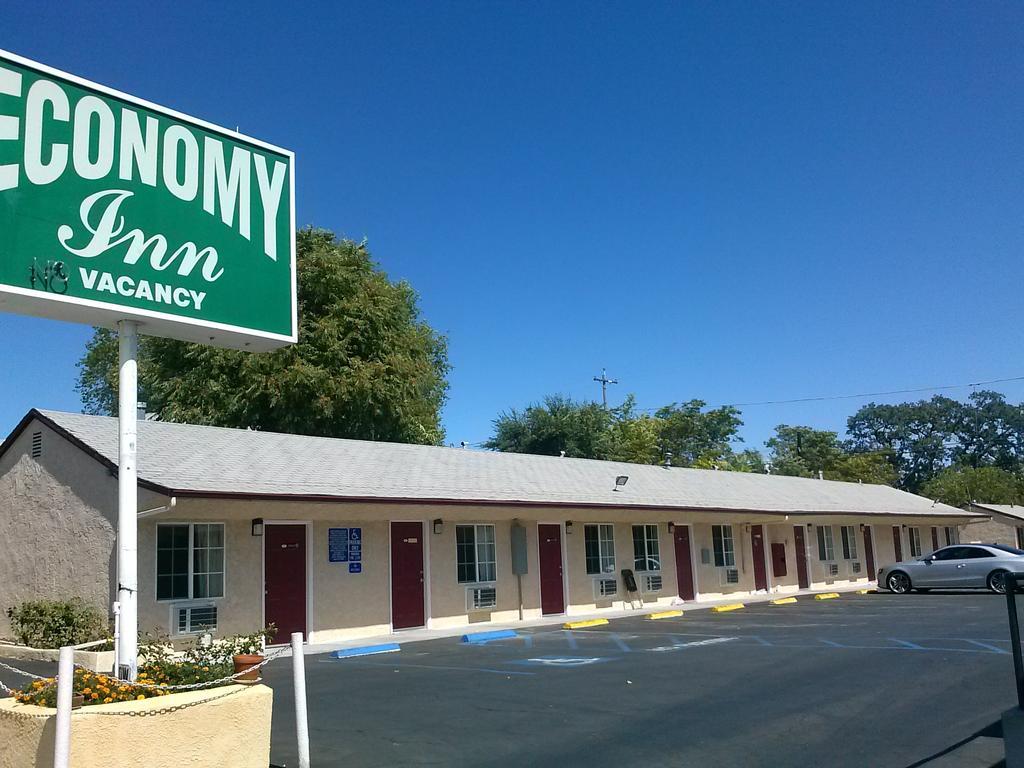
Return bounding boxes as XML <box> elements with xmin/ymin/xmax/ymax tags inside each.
<box><xmin>0</xmin><ymin>409</ymin><xmax>983</xmax><ymax>645</ymax></box>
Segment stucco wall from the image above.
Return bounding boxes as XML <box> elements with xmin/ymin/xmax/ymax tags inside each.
<box><xmin>962</xmin><ymin>517</ymin><xmax>1019</xmax><ymax>547</ymax></box>
<box><xmin>0</xmin><ymin>683</ymin><xmax>271</xmax><ymax>768</ymax></box>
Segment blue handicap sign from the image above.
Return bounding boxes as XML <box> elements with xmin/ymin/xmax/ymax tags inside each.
<box><xmin>349</xmin><ymin>562</ymin><xmax>362</xmax><ymax>574</ymax></box>
<box><xmin>350</xmin><ymin>528</ymin><xmax>362</xmax><ymax>541</ymax></box>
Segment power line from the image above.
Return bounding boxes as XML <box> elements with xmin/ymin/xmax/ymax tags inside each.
<box><xmin>638</xmin><ymin>374</ymin><xmax>1024</xmax><ymax>412</ymax></box>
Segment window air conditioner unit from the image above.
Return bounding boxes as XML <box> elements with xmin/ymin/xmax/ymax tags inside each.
<box><xmin>466</xmin><ymin>586</ymin><xmax>497</xmax><ymax>611</ymax></box>
<box><xmin>721</xmin><ymin>569</ymin><xmax>739</xmax><ymax>586</ymax></box>
<box><xmin>644</xmin><ymin>574</ymin><xmax>663</xmax><ymax>593</ymax></box>
<box><xmin>852</xmin><ymin>561</ymin><xmax>862</xmax><ymax>574</ymax></box>
<box><xmin>828</xmin><ymin>563</ymin><xmax>839</xmax><ymax>577</ymax></box>
<box><xmin>595</xmin><ymin>578</ymin><xmax>618</xmax><ymax>599</ymax></box>
<box><xmin>175</xmin><ymin>603</ymin><xmax>217</xmax><ymax>635</ymax></box>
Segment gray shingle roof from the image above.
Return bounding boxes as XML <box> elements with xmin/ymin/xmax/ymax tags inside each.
<box><xmin>38</xmin><ymin>410</ymin><xmax>973</xmax><ymax>518</ymax></box>
<box><xmin>971</xmin><ymin>503</ymin><xmax>1024</xmax><ymax>522</ymax></box>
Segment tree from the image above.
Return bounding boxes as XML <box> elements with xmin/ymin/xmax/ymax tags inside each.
<box><xmin>486</xmin><ymin>394</ymin><xmax>745</xmax><ymax>466</ymax></box>
<box><xmin>75</xmin><ymin>229</ymin><xmax>450</xmax><ymax>444</ymax></box>
<box><xmin>485</xmin><ymin>395</ymin><xmax>617</xmax><ymax>458</ymax></box>
<box><xmin>921</xmin><ymin>466</ymin><xmax>1024</xmax><ymax>509</ymax></box>
<box><xmin>653</xmin><ymin>401</ymin><xmax>743</xmax><ymax>467</ymax></box>
<box><xmin>764</xmin><ymin>424</ymin><xmax>896</xmax><ymax>485</ymax></box>
<box><xmin>846</xmin><ymin>396</ymin><xmax>961</xmax><ymax>492</ymax></box>
<box><xmin>766</xmin><ymin>425</ymin><xmax>844</xmax><ymax>478</ymax></box>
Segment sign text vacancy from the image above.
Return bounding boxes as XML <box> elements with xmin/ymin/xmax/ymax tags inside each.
<box><xmin>0</xmin><ymin>49</ymin><xmax>296</xmax><ymax>350</ymax></box>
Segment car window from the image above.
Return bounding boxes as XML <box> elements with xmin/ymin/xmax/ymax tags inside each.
<box><xmin>960</xmin><ymin>547</ymin><xmax>996</xmax><ymax>559</ymax></box>
<box><xmin>988</xmin><ymin>543</ymin><xmax>1024</xmax><ymax>555</ymax></box>
<box><xmin>931</xmin><ymin>547</ymin><xmax>963</xmax><ymax>561</ymax></box>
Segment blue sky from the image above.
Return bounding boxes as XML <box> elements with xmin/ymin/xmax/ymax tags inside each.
<box><xmin>2</xmin><ymin>1</ymin><xmax>1022</xmax><ymax>453</ymax></box>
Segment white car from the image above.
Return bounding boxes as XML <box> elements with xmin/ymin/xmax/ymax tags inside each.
<box><xmin>877</xmin><ymin>543</ymin><xmax>1024</xmax><ymax>594</ymax></box>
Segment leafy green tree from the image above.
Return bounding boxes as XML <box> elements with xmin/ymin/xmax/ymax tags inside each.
<box><xmin>653</xmin><ymin>401</ymin><xmax>743</xmax><ymax>467</ymax></box>
<box><xmin>766</xmin><ymin>425</ymin><xmax>844</xmax><ymax>478</ymax></box>
<box><xmin>846</xmin><ymin>396</ymin><xmax>961</xmax><ymax>492</ymax></box>
<box><xmin>485</xmin><ymin>395</ymin><xmax>617</xmax><ymax>458</ymax></box>
<box><xmin>75</xmin><ymin>229</ymin><xmax>450</xmax><ymax>444</ymax></box>
<box><xmin>921</xmin><ymin>466</ymin><xmax>1024</xmax><ymax>508</ymax></box>
<box><xmin>487</xmin><ymin>394</ymin><xmax>744</xmax><ymax>466</ymax></box>
<box><xmin>826</xmin><ymin>452</ymin><xmax>898</xmax><ymax>486</ymax></box>
<box><xmin>948</xmin><ymin>390</ymin><xmax>1024</xmax><ymax>470</ymax></box>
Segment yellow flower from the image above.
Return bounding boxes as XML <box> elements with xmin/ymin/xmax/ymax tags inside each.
<box><xmin>136</xmin><ymin>695</ymin><xmax>146</xmax><ymax>701</ymax></box>
<box><xmin>103</xmin><ymin>697</ymin><xmax>112</xmax><ymax>704</ymax></box>
<box><xmin>81</xmin><ymin>688</ymin><xmax>92</xmax><ymax>695</ymax></box>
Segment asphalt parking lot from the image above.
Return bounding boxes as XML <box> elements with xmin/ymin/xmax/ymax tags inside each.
<box><xmin>262</xmin><ymin>592</ymin><xmax>1016</xmax><ymax>768</ymax></box>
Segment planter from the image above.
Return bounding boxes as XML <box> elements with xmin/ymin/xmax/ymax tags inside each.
<box><xmin>232</xmin><ymin>653</ymin><xmax>264</xmax><ymax>682</ymax></box>
<box><xmin>0</xmin><ymin>643</ymin><xmax>116</xmax><ymax>674</ymax></box>
<box><xmin>0</xmin><ymin>684</ymin><xmax>273</xmax><ymax>768</ymax></box>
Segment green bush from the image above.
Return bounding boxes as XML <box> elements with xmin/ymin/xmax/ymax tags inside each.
<box><xmin>6</xmin><ymin>599</ymin><xmax>109</xmax><ymax>648</ymax></box>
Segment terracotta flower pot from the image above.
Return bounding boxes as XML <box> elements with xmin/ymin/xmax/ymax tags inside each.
<box><xmin>232</xmin><ymin>654</ymin><xmax>264</xmax><ymax>682</ymax></box>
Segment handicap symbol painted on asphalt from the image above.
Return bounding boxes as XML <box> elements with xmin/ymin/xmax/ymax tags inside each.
<box><xmin>508</xmin><ymin>655</ymin><xmax>615</xmax><ymax>667</ymax></box>
<box><xmin>647</xmin><ymin>637</ymin><xmax>739</xmax><ymax>652</ymax></box>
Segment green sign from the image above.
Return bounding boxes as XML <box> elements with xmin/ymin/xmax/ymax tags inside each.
<box><xmin>0</xmin><ymin>49</ymin><xmax>296</xmax><ymax>350</ymax></box>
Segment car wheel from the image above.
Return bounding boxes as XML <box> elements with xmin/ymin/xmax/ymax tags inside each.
<box><xmin>887</xmin><ymin>571</ymin><xmax>912</xmax><ymax>594</ymax></box>
<box><xmin>988</xmin><ymin>570</ymin><xmax>1009</xmax><ymax>595</ymax></box>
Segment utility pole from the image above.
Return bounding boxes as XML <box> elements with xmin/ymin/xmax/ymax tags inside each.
<box><xmin>593</xmin><ymin>368</ymin><xmax>618</xmax><ymax>407</ymax></box>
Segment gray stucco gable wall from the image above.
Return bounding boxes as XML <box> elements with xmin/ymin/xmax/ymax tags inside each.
<box><xmin>0</xmin><ymin>417</ymin><xmax>121</xmax><ymax>639</ymax></box>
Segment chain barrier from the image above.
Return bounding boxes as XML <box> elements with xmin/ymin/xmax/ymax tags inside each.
<box><xmin>125</xmin><ymin>646</ymin><xmax>289</xmax><ymax>691</ymax></box>
<box><xmin>0</xmin><ymin>659</ymin><xmax>51</xmax><ymax>681</ymax></box>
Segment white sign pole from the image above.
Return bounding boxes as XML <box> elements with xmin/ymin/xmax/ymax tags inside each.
<box><xmin>53</xmin><ymin>644</ymin><xmax>74</xmax><ymax>768</ymax></box>
<box><xmin>116</xmin><ymin>319</ymin><xmax>139</xmax><ymax>680</ymax></box>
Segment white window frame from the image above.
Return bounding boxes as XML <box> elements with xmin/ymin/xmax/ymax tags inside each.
<box><xmin>156</xmin><ymin>522</ymin><xmax>226</xmax><ymax>603</ymax></box>
<box><xmin>632</xmin><ymin>524</ymin><xmax>661</xmax><ymax>572</ymax></box>
<box><xmin>944</xmin><ymin>526</ymin><xmax>958</xmax><ymax>546</ymax></box>
<box><xmin>816</xmin><ymin>525</ymin><xmax>835</xmax><ymax>562</ymax></box>
<box><xmin>908</xmin><ymin>527</ymin><xmax>923</xmax><ymax>558</ymax></box>
<box><xmin>712</xmin><ymin>524</ymin><xmax>736</xmax><ymax>569</ymax></box>
<box><xmin>455</xmin><ymin>523</ymin><xmax>497</xmax><ymax>585</ymax></box>
<box><xmin>584</xmin><ymin>524</ymin><xmax>616</xmax><ymax>575</ymax></box>
<box><xmin>840</xmin><ymin>525</ymin><xmax>858</xmax><ymax>560</ymax></box>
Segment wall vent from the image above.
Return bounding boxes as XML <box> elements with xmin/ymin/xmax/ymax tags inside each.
<box><xmin>31</xmin><ymin>431</ymin><xmax>42</xmax><ymax>458</ymax></box>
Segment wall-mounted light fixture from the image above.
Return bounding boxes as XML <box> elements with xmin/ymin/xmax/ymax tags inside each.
<box><xmin>667</xmin><ymin>522</ymin><xmax>675</xmax><ymax>533</ymax></box>
<box><xmin>566</xmin><ymin>521</ymin><xmax>574</xmax><ymax>534</ymax></box>
<box><xmin>614</xmin><ymin>475</ymin><xmax>629</xmax><ymax>491</ymax></box>
<box><xmin>251</xmin><ymin>518</ymin><xmax>264</xmax><ymax>537</ymax></box>
<box><xmin>859</xmin><ymin>523</ymin><xmax>866</xmax><ymax>531</ymax></box>
<box><xmin>807</xmin><ymin>523</ymin><xmax>813</xmax><ymax>529</ymax></box>
<box><xmin>433</xmin><ymin>518</ymin><xmax>444</xmax><ymax>535</ymax></box>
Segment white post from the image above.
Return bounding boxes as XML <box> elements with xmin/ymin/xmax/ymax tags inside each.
<box><xmin>291</xmin><ymin>632</ymin><xmax>310</xmax><ymax>768</ymax></box>
<box><xmin>116</xmin><ymin>320</ymin><xmax>139</xmax><ymax>680</ymax></box>
<box><xmin>53</xmin><ymin>645</ymin><xmax>74</xmax><ymax>768</ymax></box>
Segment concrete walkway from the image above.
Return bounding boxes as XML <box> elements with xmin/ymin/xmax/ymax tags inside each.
<box><xmin>287</xmin><ymin>582</ymin><xmax>879</xmax><ymax>657</ymax></box>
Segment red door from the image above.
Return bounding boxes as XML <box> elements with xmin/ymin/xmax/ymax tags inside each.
<box><xmin>673</xmin><ymin>524</ymin><xmax>696</xmax><ymax>601</ymax></box>
<box><xmin>751</xmin><ymin>525</ymin><xmax>768</xmax><ymax>591</ymax></box>
<box><xmin>863</xmin><ymin>526</ymin><xmax>876</xmax><ymax>578</ymax></box>
<box><xmin>793</xmin><ymin>526</ymin><xmax>810</xmax><ymax>589</ymax></box>
<box><xmin>538</xmin><ymin>524</ymin><xmax>565</xmax><ymax>615</ymax></box>
<box><xmin>264</xmin><ymin>525</ymin><xmax>307</xmax><ymax>641</ymax></box>
<box><xmin>892</xmin><ymin>526</ymin><xmax>903</xmax><ymax>562</ymax></box>
<box><xmin>771</xmin><ymin>543</ymin><xmax>787</xmax><ymax>578</ymax></box>
<box><xmin>390</xmin><ymin>522</ymin><xmax>425</xmax><ymax>629</ymax></box>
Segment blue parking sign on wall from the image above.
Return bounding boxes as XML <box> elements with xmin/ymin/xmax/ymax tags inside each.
<box><xmin>329</xmin><ymin>527</ymin><xmax>364</xmax><ymax>571</ymax></box>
